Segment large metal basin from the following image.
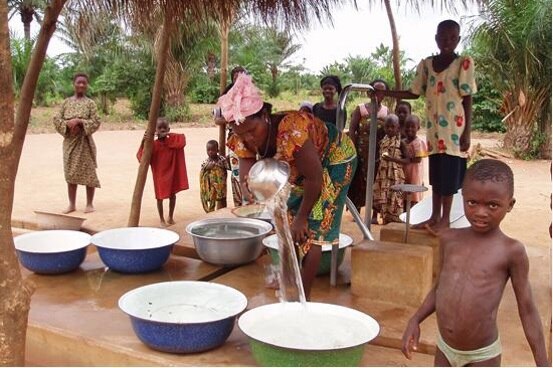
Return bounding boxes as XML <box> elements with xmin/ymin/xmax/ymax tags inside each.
<box><xmin>186</xmin><ymin>218</ymin><xmax>272</xmax><ymax>266</ymax></box>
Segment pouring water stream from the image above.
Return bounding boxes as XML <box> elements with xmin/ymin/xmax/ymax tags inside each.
<box><xmin>265</xmin><ymin>184</ymin><xmax>306</xmax><ymax>304</ymax></box>
<box><xmin>248</xmin><ymin>159</ymin><xmax>306</xmax><ymax>305</ymax></box>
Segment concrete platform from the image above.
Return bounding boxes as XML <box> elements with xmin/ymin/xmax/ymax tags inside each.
<box><xmin>22</xmin><ymin>251</ymin><xmax>434</xmax><ymax>366</ymax></box>
<box><xmin>20</xmin><ymin>241</ymin><xmax>551</xmax><ymax>366</ymax></box>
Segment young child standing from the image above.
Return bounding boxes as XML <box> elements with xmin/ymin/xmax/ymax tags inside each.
<box><xmin>373</xmin><ymin>114</ymin><xmax>407</xmax><ymax>224</ymax></box>
<box><xmin>395</xmin><ymin>100</ymin><xmax>412</xmax><ymax>139</ymax></box>
<box><xmin>200</xmin><ymin>140</ymin><xmax>230</xmax><ymax>213</ymax></box>
<box><xmin>402</xmin><ymin>115</ymin><xmax>428</xmax><ymax>205</ymax></box>
<box><xmin>383</xmin><ymin>19</ymin><xmax>477</xmax><ymax>232</ymax></box>
<box><xmin>137</xmin><ymin>117</ymin><xmax>189</xmax><ymax>226</ymax></box>
<box><xmin>402</xmin><ymin>159</ymin><xmax>547</xmax><ymax>366</ymax></box>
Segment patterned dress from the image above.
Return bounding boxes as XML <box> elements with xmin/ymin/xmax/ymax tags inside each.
<box><xmin>373</xmin><ymin>135</ymin><xmax>405</xmax><ymax>223</ymax></box>
<box><xmin>199</xmin><ymin>155</ymin><xmax>229</xmax><ymax>213</ymax></box>
<box><xmin>403</xmin><ymin>136</ymin><xmax>428</xmax><ymax>203</ymax></box>
<box><xmin>410</xmin><ymin>55</ymin><xmax>477</xmax><ymax>157</ymax></box>
<box><xmin>228</xmin><ymin>151</ymin><xmax>242</xmax><ymax>207</ymax></box>
<box><xmin>53</xmin><ymin>97</ymin><xmax>101</xmax><ymax>188</ymax></box>
<box><xmin>228</xmin><ymin>111</ymin><xmax>357</xmax><ymax>259</ymax></box>
<box><xmin>348</xmin><ymin>103</ymin><xmax>388</xmax><ymax>209</ymax></box>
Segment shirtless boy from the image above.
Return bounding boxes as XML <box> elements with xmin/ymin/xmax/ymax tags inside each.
<box><xmin>402</xmin><ymin>159</ymin><xmax>547</xmax><ymax>366</ymax></box>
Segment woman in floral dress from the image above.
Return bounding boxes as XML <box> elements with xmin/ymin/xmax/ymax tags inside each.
<box><xmin>219</xmin><ymin>74</ymin><xmax>357</xmax><ymax>299</ymax></box>
<box><xmin>53</xmin><ymin>73</ymin><xmax>101</xmax><ymax>214</ymax></box>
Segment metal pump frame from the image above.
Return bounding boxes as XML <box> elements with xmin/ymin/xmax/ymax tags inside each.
<box><xmin>336</xmin><ymin>83</ymin><xmax>378</xmax><ymax>240</ymax></box>
<box><xmin>329</xmin><ymin>83</ymin><xmax>377</xmax><ymax>286</ymax></box>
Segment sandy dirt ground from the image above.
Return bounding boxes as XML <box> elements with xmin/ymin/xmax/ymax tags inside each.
<box><xmin>12</xmin><ymin>127</ymin><xmax>551</xmax><ymax>249</ymax></box>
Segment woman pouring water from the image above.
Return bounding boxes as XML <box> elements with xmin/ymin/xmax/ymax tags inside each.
<box><xmin>218</xmin><ymin>74</ymin><xmax>357</xmax><ymax>299</ymax></box>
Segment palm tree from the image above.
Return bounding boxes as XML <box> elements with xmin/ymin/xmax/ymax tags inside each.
<box><xmin>8</xmin><ymin>0</ymin><xmax>45</xmax><ymax>40</ymax></box>
<box><xmin>468</xmin><ymin>0</ymin><xmax>551</xmax><ymax>157</ymax></box>
<box><xmin>165</xmin><ymin>21</ymin><xmax>220</xmax><ymax>109</ymax></box>
<box><xmin>264</xmin><ymin>26</ymin><xmax>301</xmax><ymax>97</ymax></box>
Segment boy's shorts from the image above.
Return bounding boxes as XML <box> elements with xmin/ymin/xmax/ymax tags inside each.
<box><xmin>429</xmin><ymin>154</ymin><xmax>466</xmax><ymax>196</ymax></box>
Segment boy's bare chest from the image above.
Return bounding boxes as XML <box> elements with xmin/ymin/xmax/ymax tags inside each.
<box><xmin>440</xmin><ymin>242</ymin><xmax>509</xmax><ymax>289</ymax></box>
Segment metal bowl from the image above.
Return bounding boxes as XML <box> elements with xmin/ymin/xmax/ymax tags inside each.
<box><xmin>91</xmin><ymin>227</ymin><xmax>179</xmax><ymax>273</ymax></box>
<box><xmin>263</xmin><ymin>233</ymin><xmax>353</xmax><ymax>276</ymax></box>
<box><xmin>247</xmin><ymin>158</ymin><xmax>290</xmax><ymax>202</ymax></box>
<box><xmin>186</xmin><ymin>218</ymin><xmax>273</xmax><ymax>266</ymax></box>
<box><xmin>119</xmin><ymin>281</ymin><xmax>247</xmax><ymax>353</ymax></box>
<box><xmin>238</xmin><ymin>302</ymin><xmax>380</xmax><ymax>366</ymax></box>
<box><xmin>14</xmin><ymin>230</ymin><xmax>91</xmax><ymax>274</ymax></box>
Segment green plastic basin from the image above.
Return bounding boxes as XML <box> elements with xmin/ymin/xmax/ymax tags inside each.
<box><xmin>262</xmin><ymin>234</ymin><xmax>352</xmax><ymax>276</ymax></box>
<box><xmin>238</xmin><ymin>302</ymin><xmax>380</xmax><ymax>367</ymax></box>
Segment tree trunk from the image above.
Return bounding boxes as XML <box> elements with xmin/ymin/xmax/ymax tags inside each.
<box><xmin>503</xmin><ymin>119</ymin><xmax>533</xmax><ymax>155</ymax></box>
<box><xmin>219</xmin><ymin>18</ymin><xmax>230</xmax><ymax>95</ymax></box>
<box><xmin>502</xmin><ymin>87</ymin><xmax>549</xmax><ymax>157</ymax></box>
<box><xmin>539</xmin><ymin>106</ymin><xmax>551</xmax><ymax>159</ymax></box>
<box><xmin>1</xmin><ymin>0</ymin><xmax>66</xmax><ymax>365</ymax></box>
<box><xmin>218</xmin><ymin>15</ymin><xmax>230</xmax><ymax>156</ymax></box>
<box><xmin>271</xmin><ymin>65</ymin><xmax>277</xmax><ymax>85</ymax></box>
<box><xmin>100</xmin><ymin>93</ymin><xmax>109</xmax><ymax>115</ymax></box>
<box><xmin>384</xmin><ymin>0</ymin><xmax>402</xmax><ymax>91</ymax></box>
<box><xmin>207</xmin><ymin>52</ymin><xmax>216</xmax><ymax>80</ymax></box>
<box><xmin>128</xmin><ymin>13</ymin><xmax>172</xmax><ymax>227</ymax></box>
<box><xmin>20</xmin><ymin>8</ymin><xmax>34</xmax><ymax>41</ymax></box>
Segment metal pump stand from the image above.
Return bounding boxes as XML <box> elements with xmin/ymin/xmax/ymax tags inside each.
<box><xmin>330</xmin><ymin>83</ymin><xmax>378</xmax><ymax>286</ymax></box>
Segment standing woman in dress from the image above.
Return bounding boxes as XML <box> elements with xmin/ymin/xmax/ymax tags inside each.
<box><xmin>53</xmin><ymin>73</ymin><xmax>101</xmax><ymax>213</ymax></box>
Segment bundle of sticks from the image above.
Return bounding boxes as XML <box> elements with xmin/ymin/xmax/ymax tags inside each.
<box><xmin>469</xmin><ymin>143</ymin><xmax>513</xmax><ymax>161</ymax></box>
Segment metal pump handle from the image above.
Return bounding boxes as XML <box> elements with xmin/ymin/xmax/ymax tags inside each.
<box><xmin>335</xmin><ymin>83</ymin><xmax>377</xmax><ymax>238</ymax></box>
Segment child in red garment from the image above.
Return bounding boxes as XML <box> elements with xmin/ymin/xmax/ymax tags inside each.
<box><xmin>137</xmin><ymin>117</ymin><xmax>189</xmax><ymax>226</ymax></box>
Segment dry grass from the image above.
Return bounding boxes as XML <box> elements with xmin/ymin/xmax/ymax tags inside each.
<box><xmin>25</xmin><ymin>98</ymin><xmax>218</xmax><ymax>134</ymax></box>
<box><xmin>23</xmin><ymin>97</ymin><xmax>506</xmax><ymax>147</ymax></box>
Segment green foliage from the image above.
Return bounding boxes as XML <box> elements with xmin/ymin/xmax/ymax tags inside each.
<box><xmin>227</xmin><ymin>23</ymin><xmax>300</xmax><ymax>97</ymax></box>
<box><xmin>10</xmin><ymin>35</ymin><xmax>33</xmax><ymax>95</ymax></box>
<box><xmin>10</xmin><ymin>35</ymin><xmax>65</xmax><ymax>106</ymax></box>
<box><xmin>468</xmin><ymin>0</ymin><xmax>551</xmax><ymax>155</ymax></box>
<box><xmin>165</xmin><ymin>103</ymin><xmax>191</xmax><ymax>123</ymax></box>
<box><xmin>189</xmin><ymin>74</ymin><xmax>220</xmax><ymax>103</ymax></box>
<box><xmin>266</xmin><ymin>80</ymin><xmax>280</xmax><ymax>98</ymax></box>
<box><xmin>471</xmin><ymin>72</ymin><xmax>504</xmax><ymax>132</ymax></box>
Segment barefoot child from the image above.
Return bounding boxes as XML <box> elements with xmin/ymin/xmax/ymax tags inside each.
<box><xmin>383</xmin><ymin>19</ymin><xmax>477</xmax><ymax>231</ymax></box>
<box><xmin>137</xmin><ymin>117</ymin><xmax>189</xmax><ymax>226</ymax></box>
<box><xmin>402</xmin><ymin>115</ymin><xmax>428</xmax><ymax>205</ymax></box>
<box><xmin>200</xmin><ymin>140</ymin><xmax>230</xmax><ymax>213</ymax></box>
<box><xmin>402</xmin><ymin>159</ymin><xmax>547</xmax><ymax>366</ymax></box>
<box><xmin>373</xmin><ymin>114</ymin><xmax>407</xmax><ymax>224</ymax></box>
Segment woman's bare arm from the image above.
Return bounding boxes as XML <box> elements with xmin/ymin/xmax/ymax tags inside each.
<box><xmin>238</xmin><ymin>157</ymin><xmax>256</xmax><ymax>204</ymax></box>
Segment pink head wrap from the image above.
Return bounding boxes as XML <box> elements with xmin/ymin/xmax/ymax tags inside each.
<box><xmin>216</xmin><ymin>73</ymin><xmax>264</xmax><ymax>124</ymax></box>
